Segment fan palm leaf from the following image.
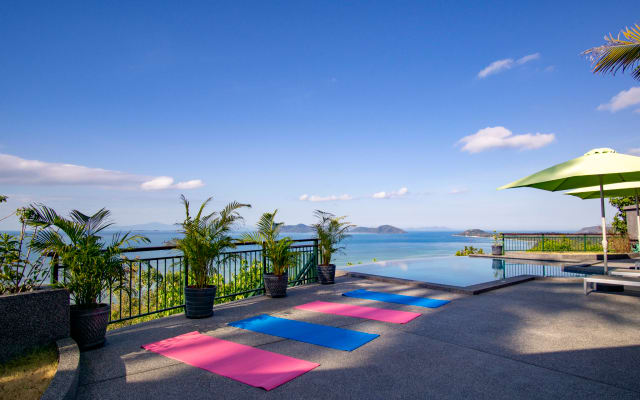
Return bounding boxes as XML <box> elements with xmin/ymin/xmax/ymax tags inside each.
<box><xmin>583</xmin><ymin>25</ymin><xmax>640</xmax><ymax>80</ymax></box>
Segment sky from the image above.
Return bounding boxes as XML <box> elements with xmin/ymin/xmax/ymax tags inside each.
<box><xmin>1</xmin><ymin>1</ymin><xmax>639</xmax><ymax>231</ymax></box>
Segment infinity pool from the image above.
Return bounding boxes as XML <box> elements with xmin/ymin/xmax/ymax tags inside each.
<box><xmin>341</xmin><ymin>256</ymin><xmax>584</xmax><ymax>287</ymax></box>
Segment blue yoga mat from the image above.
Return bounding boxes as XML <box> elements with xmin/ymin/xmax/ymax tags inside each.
<box><xmin>228</xmin><ymin>314</ymin><xmax>378</xmax><ymax>351</ymax></box>
<box><xmin>342</xmin><ymin>289</ymin><xmax>450</xmax><ymax>308</ymax></box>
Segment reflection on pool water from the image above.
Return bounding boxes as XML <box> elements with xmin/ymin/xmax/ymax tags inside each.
<box><xmin>340</xmin><ymin>256</ymin><xmax>585</xmax><ymax>287</ymax></box>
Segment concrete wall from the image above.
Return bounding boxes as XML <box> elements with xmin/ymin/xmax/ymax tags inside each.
<box><xmin>624</xmin><ymin>205</ymin><xmax>639</xmax><ymax>244</ymax></box>
<box><xmin>0</xmin><ymin>288</ymin><xmax>70</xmax><ymax>363</ymax></box>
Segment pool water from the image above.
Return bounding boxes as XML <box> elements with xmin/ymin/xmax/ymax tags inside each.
<box><xmin>340</xmin><ymin>256</ymin><xmax>584</xmax><ymax>287</ymax></box>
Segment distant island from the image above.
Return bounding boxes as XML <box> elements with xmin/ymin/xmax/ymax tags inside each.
<box><xmin>279</xmin><ymin>224</ymin><xmax>406</xmax><ymax>234</ymax></box>
<box><xmin>577</xmin><ymin>225</ymin><xmax>611</xmax><ymax>234</ymax></box>
<box><xmin>455</xmin><ymin>229</ymin><xmax>492</xmax><ymax>238</ymax></box>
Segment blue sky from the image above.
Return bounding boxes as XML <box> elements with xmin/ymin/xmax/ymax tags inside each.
<box><xmin>1</xmin><ymin>1</ymin><xmax>639</xmax><ymax>231</ymax></box>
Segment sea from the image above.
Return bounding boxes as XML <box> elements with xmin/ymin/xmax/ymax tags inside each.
<box><xmin>94</xmin><ymin>230</ymin><xmax>492</xmax><ymax>266</ymax></box>
<box><xmin>1</xmin><ymin>230</ymin><xmax>493</xmax><ymax>266</ymax></box>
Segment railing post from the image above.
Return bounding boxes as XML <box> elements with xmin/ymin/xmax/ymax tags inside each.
<box><xmin>541</xmin><ymin>234</ymin><xmax>545</xmax><ymax>251</ymax></box>
<box><xmin>584</xmin><ymin>235</ymin><xmax>587</xmax><ymax>252</ymax></box>
<box><xmin>261</xmin><ymin>242</ymin><xmax>267</xmax><ymax>274</ymax></box>
<box><xmin>314</xmin><ymin>238</ymin><xmax>320</xmax><ymax>282</ymax></box>
<box><xmin>501</xmin><ymin>234</ymin><xmax>504</xmax><ymax>255</ymax></box>
<box><xmin>184</xmin><ymin>257</ymin><xmax>189</xmax><ymax>289</ymax></box>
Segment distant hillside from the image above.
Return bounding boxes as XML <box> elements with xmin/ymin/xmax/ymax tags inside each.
<box><xmin>280</xmin><ymin>224</ymin><xmax>315</xmax><ymax>233</ymax></box>
<box><xmin>352</xmin><ymin>225</ymin><xmax>406</xmax><ymax>234</ymax></box>
<box><xmin>456</xmin><ymin>229</ymin><xmax>492</xmax><ymax>238</ymax></box>
<box><xmin>577</xmin><ymin>225</ymin><xmax>611</xmax><ymax>234</ymax></box>
<box><xmin>110</xmin><ymin>222</ymin><xmax>177</xmax><ymax>231</ymax></box>
<box><xmin>280</xmin><ymin>224</ymin><xmax>406</xmax><ymax>234</ymax></box>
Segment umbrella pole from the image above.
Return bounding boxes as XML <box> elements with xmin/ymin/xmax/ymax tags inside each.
<box><xmin>599</xmin><ymin>178</ymin><xmax>608</xmax><ymax>273</ymax></box>
<box><xmin>636</xmin><ymin>189</ymin><xmax>640</xmax><ymax>248</ymax></box>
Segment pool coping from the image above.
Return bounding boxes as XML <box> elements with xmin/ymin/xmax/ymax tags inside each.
<box><xmin>343</xmin><ymin>271</ymin><xmax>536</xmax><ymax>295</ymax></box>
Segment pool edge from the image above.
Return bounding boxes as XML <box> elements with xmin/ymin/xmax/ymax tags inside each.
<box><xmin>343</xmin><ymin>271</ymin><xmax>536</xmax><ymax>295</ymax></box>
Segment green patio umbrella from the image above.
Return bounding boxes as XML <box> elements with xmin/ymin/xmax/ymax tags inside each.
<box><xmin>565</xmin><ymin>182</ymin><xmax>640</xmax><ymax>246</ymax></box>
<box><xmin>499</xmin><ymin>148</ymin><xmax>640</xmax><ymax>273</ymax></box>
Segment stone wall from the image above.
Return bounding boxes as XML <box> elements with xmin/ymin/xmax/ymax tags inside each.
<box><xmin>0</xmin><ymin>288</ymin><xmax>70</xmax><ymax>363</ymax></box>
<box><xmin>624</xmin><ymin>205</ymin><xmax>639</xmax><ymax>245</ymax></box>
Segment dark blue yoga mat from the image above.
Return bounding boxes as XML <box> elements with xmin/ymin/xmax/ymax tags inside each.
<box><xmin>342</xmin><ymin>289</ymin><xmax>450</xmax><ymax>308</ymax></box>
<box><xmin>228</xmin><ymin>314</ymin><xmax>378</xmax><ymax>351</ymax></box>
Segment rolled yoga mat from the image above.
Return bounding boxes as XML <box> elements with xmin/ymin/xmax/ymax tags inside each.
<box><xmin>229</xmin><ymin>314</ymin><xmax>378</xmax><ymax>351</ymax></box>
<box><xmin>343</xmin><ymin>289</ymin><xmax>450</xmax><ymax>308</ymax></box>
<box><xmin>295</xmin><ymin>300</ymin><xmax>420</xmax><ymax>324</ymax></box>
<box><xmin>141</xmin><ymin>331</ymin><xmax>319</xmax><ymax>391</ymax></box>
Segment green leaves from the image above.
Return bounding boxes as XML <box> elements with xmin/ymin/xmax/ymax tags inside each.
<box><xmin>583</xmin><ymin>25</ymin><xmax>640</xmax><ymax>80</ymax></box>
<box><xmin>241</xmin><ymin>210</ymin><xmax>296</xmax><ymax>276</ymax></box>
<box><xmin>312</xmin><ymin>210</ymin><xmax>353</xmax><ymax>265</ymax></box>
<box><xmin>24</xmin><ymin>204</ymin><xmax>150</xmax><ymax>305</ymax></box>
<box><xmin>175</xmin><ymin>195</ymin><xmax>250</xmax><ymax>288</ymax></box>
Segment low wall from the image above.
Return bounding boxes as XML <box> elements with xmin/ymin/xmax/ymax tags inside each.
<box><xmin>0</xmin><ymin>287</ymin><xmax>70</xmax><ymax>363</ymax></box>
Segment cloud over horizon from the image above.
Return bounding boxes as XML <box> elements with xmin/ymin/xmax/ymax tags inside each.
<box><xmin>458</xmin><ymin>126</ymin><xmax>555</xmax><ymax>153</ymax></box>
<box><xmin>372</xmin><ymin>187</ymin><xmax>409</xmax><ymax>199</ymax></box>
<box><xmin>0</xmin><ymin>153</ymin><xmax>204</xmax><ymax>191</ymax></box>
<box><xmin>299</xmin><ymin>193</ymin><xmax>353</xmax><ymax>202</ymax></box>
<box><xmin>477</xmin><ymin>53</ymin><xmax>540</xmax><ymax>78</ymax></box>
<box><xmin>597</xmin><ymin>87</ymin><xmax>640</xmax><ymax>113</ymax></box>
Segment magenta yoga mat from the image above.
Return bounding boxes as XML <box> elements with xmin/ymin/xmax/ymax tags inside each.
<box><xmin>142</xmin><ymin>331</ymin><xmax>319</xmax><ymax>391</ymax></box>
<box><xmin>295</xmin><ymin>301</ymin><xmax>421</xmax><ymax>324</ymax></box>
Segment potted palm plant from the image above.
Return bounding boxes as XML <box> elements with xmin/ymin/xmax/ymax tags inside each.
<box><xmin>175</xmin><ymin>195</ymin><xmax>250</xmax><ymax>318</ymax></box>
<box><xmin>26</xmin><ymin>205</ymin><xmax>149</xmax><ymax>351</ymax></box>
<box><xmin>312</xmin><ymin>210</ymin><xmax>353</xmax><ymax>284</ymax></box>
<box><xmin>492</xmin><ymin>231</ymin><xmax>504</xmax><ymax>256</ymax></box>
<box><xmin>242</xmin><ymin>210</ymin><xmax>297</xmax><ymax>298</ymax></box>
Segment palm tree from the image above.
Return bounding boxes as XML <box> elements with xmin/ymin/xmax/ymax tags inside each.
<box><xmin>26</xmin><ymin>205</ymin><xmax>149</xmax><ymax>305</ymax></box>
<box><xmin>241</xmin><ymin>210</ymin><xmax>297</xmax><ymax>276</ymax></box>
<box><xmin>174</xmin><ymin>195</ymin><xmax>250</xmax><ymax>288</ymax></box>
<box><xmin>312</xmin><ymin>210</ymin><xmax>353</xmax><ymax>265</ymax></box>
<box><xmin>583</xmin><ymin>25</ymin><xmax>640</xmax><ymax>80</ymax></box>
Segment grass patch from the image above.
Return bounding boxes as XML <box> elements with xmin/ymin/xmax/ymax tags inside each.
<box><xmin>0</xmin><ymin>344</ymin><xmax>58</xmax><ymax>400</ymax></box>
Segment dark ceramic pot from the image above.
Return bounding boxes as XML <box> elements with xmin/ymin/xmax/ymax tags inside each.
<box><xmin>317</xmin><ymin>264</ymin><xmax>336</xmax><ymax>284</ymax></box>
<box><xmin>491</xmin><ymin>245</ymin><xmax>503</xmax><ymax>256</ymax></box>
<box><xmin>185</xmin><ymin>285</ymin><xmax>217</xmax><ymax>319</ymax></box>
<box><xmin>263</xmin><ymin>273</ymin><xmax>288</xmax><ymax>298</ymax></box>
<box><xmin>70</xmin><ymin>303</ymin><xmax>110</xmax><ymax>351</ymax></box>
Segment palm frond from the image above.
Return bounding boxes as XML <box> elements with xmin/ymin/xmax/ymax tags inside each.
<box><xmin>583</xmin><ymin>24</ymin><xmax>640</xmax><ymax>80</ymax></box>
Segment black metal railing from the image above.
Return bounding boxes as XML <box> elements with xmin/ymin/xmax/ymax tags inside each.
<box><xmin>501</xmin><ymin>233</ymin><xmax>608</xmax><ymax>253</ymax></box>
<box><xmin>490</xmin><ymin>259</ymin><xmax>585</xmax><ymax>279</ymax></box>
<box><xmin>50</xmin><ymin>239</ymin><xmax>319</xmax><ymax>325</ymax></box>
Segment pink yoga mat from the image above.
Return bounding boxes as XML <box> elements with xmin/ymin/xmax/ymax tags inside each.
<box><xmin>295</xmin><ymin>301</ymin><xmax>420</xmax><ymax>324</ymax></box>
<box><xmin>141</xmin><ymin>331</ymin><xmax>319</xmax><ymax>391</ymax></box>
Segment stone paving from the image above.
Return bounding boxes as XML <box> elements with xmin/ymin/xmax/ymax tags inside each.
<box><xmin>77</xmin><ymin>276</ymin><xmax>640</xmax><ymax>399</ymax></box>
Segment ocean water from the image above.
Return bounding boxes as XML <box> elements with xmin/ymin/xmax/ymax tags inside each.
<box><xmin>2</xmin><ymin>230</ymin><xmax>492</xmax><ymax>266</ymax></box>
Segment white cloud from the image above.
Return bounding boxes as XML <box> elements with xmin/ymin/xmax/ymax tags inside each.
<box><xmin>478</xmin><ymin>53</ymin><xmax>541</xmax><ymax>78</ymax></box>
<box><xmin>478</xmin><ymin>58</ymin><xmax>514</xmax><ymax>78</ymax></box>
<box><xmin>372</xmin><ymin>187</ymin><xmax>409</xmax><ymax>199</ymax></box>
<box><xmin>628</xmin><ymin>148</ymin><xmax>640</xmax><ymax>156</ymax></box>
<box><xmin>516</xmin><ymin>53</ymin><xmax>540</xmax><ymax>65</ymax></box>
<box><xmin>597</xmin><ymin>87</ymin><xmax>640</xmax><ymax>112</ymax></box>
<box><xmin>299</xmin><ymin>194</ymin><xmax>352</xmax><ymax>202</ymax></box>
<box><xmin>0</xmin><ymin>153</ymin><xmax>203</xmax><ymax>191</ymax></box>
<box><xmin>449</xmin><ymin>188</ymin><xmax>469</xmax><ymax>195</ymax></box>
<box><xmin>458</xmin><ymin>126</ymin><xmax>555</xmax><ymax>153</ymax></box>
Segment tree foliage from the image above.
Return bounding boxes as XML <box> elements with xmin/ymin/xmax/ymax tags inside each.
<box><xmin>609</xmin><ymin>196</ymin><xmax>635</xmax><ymax>234</ymax></box>
<box><xmin>241</xmin><ymin>210</ymin><xmax>297</xmax><ymax>275</ymax></box>
<box><xmin>25</xmin><ymin>205</ymin><xmax>149</xmax><ymax>305</ymax></box>
<box><xmin>174</xmin><ymin>195</ymin><xmax>250</xmax><ymax>288</ymax></box>
<box><xmin>312</xmin><ymin>210</ymin><xmax>353</xmax><ymax>265</ymax></box>
<box><xmin>583</xmin><ymin>25</ymin><xmax>640</xmax><ymax>80</ymax></box>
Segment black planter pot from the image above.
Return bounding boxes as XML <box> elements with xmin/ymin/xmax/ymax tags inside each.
<box><xmin>491</xmin><ymin>245</ymin><xmax>503</xmax><ymax>256</ymax></box>
<box><xmin>263</xmin><ymin>273</ymin><xmax>288</xmax><ymax>298</ymax></box>
<box><xmin>185</xmin><ymin>285</ymin><xmax>217</xmax><ymax>319</ymax></box>
<box><xmin>317</xmin><ymin>264</ymin><xmax>336</xmax><ymax>284</ymax></box>
<box><xmin>70</xmin><ymin>303</ymin><xmax>110</xmax><ymax>351</ymax></box>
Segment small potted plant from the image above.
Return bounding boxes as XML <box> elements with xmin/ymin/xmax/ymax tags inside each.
<box><xmin>312</xmin><ymin>210</ymin><xmax>353</xmax><ymax>284</ymax></box>
<box><xmin>242</xmin><ymin>210</ymin><xmax>297</xmax><ymax>298</ymax></box>
<box><xmin>491</xmin><ymin>231</ymin><xmax>503</xmax><ymax>256</ymax></box>
<box><xmin>175</xmin><ymin>195</ymin><xmax>250</xmax><ymax>318</ymax></box>
<box><xmin>27</xmin><ymin>205</ymin><xmax>149</xmax><ymax>350</ymax></box>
